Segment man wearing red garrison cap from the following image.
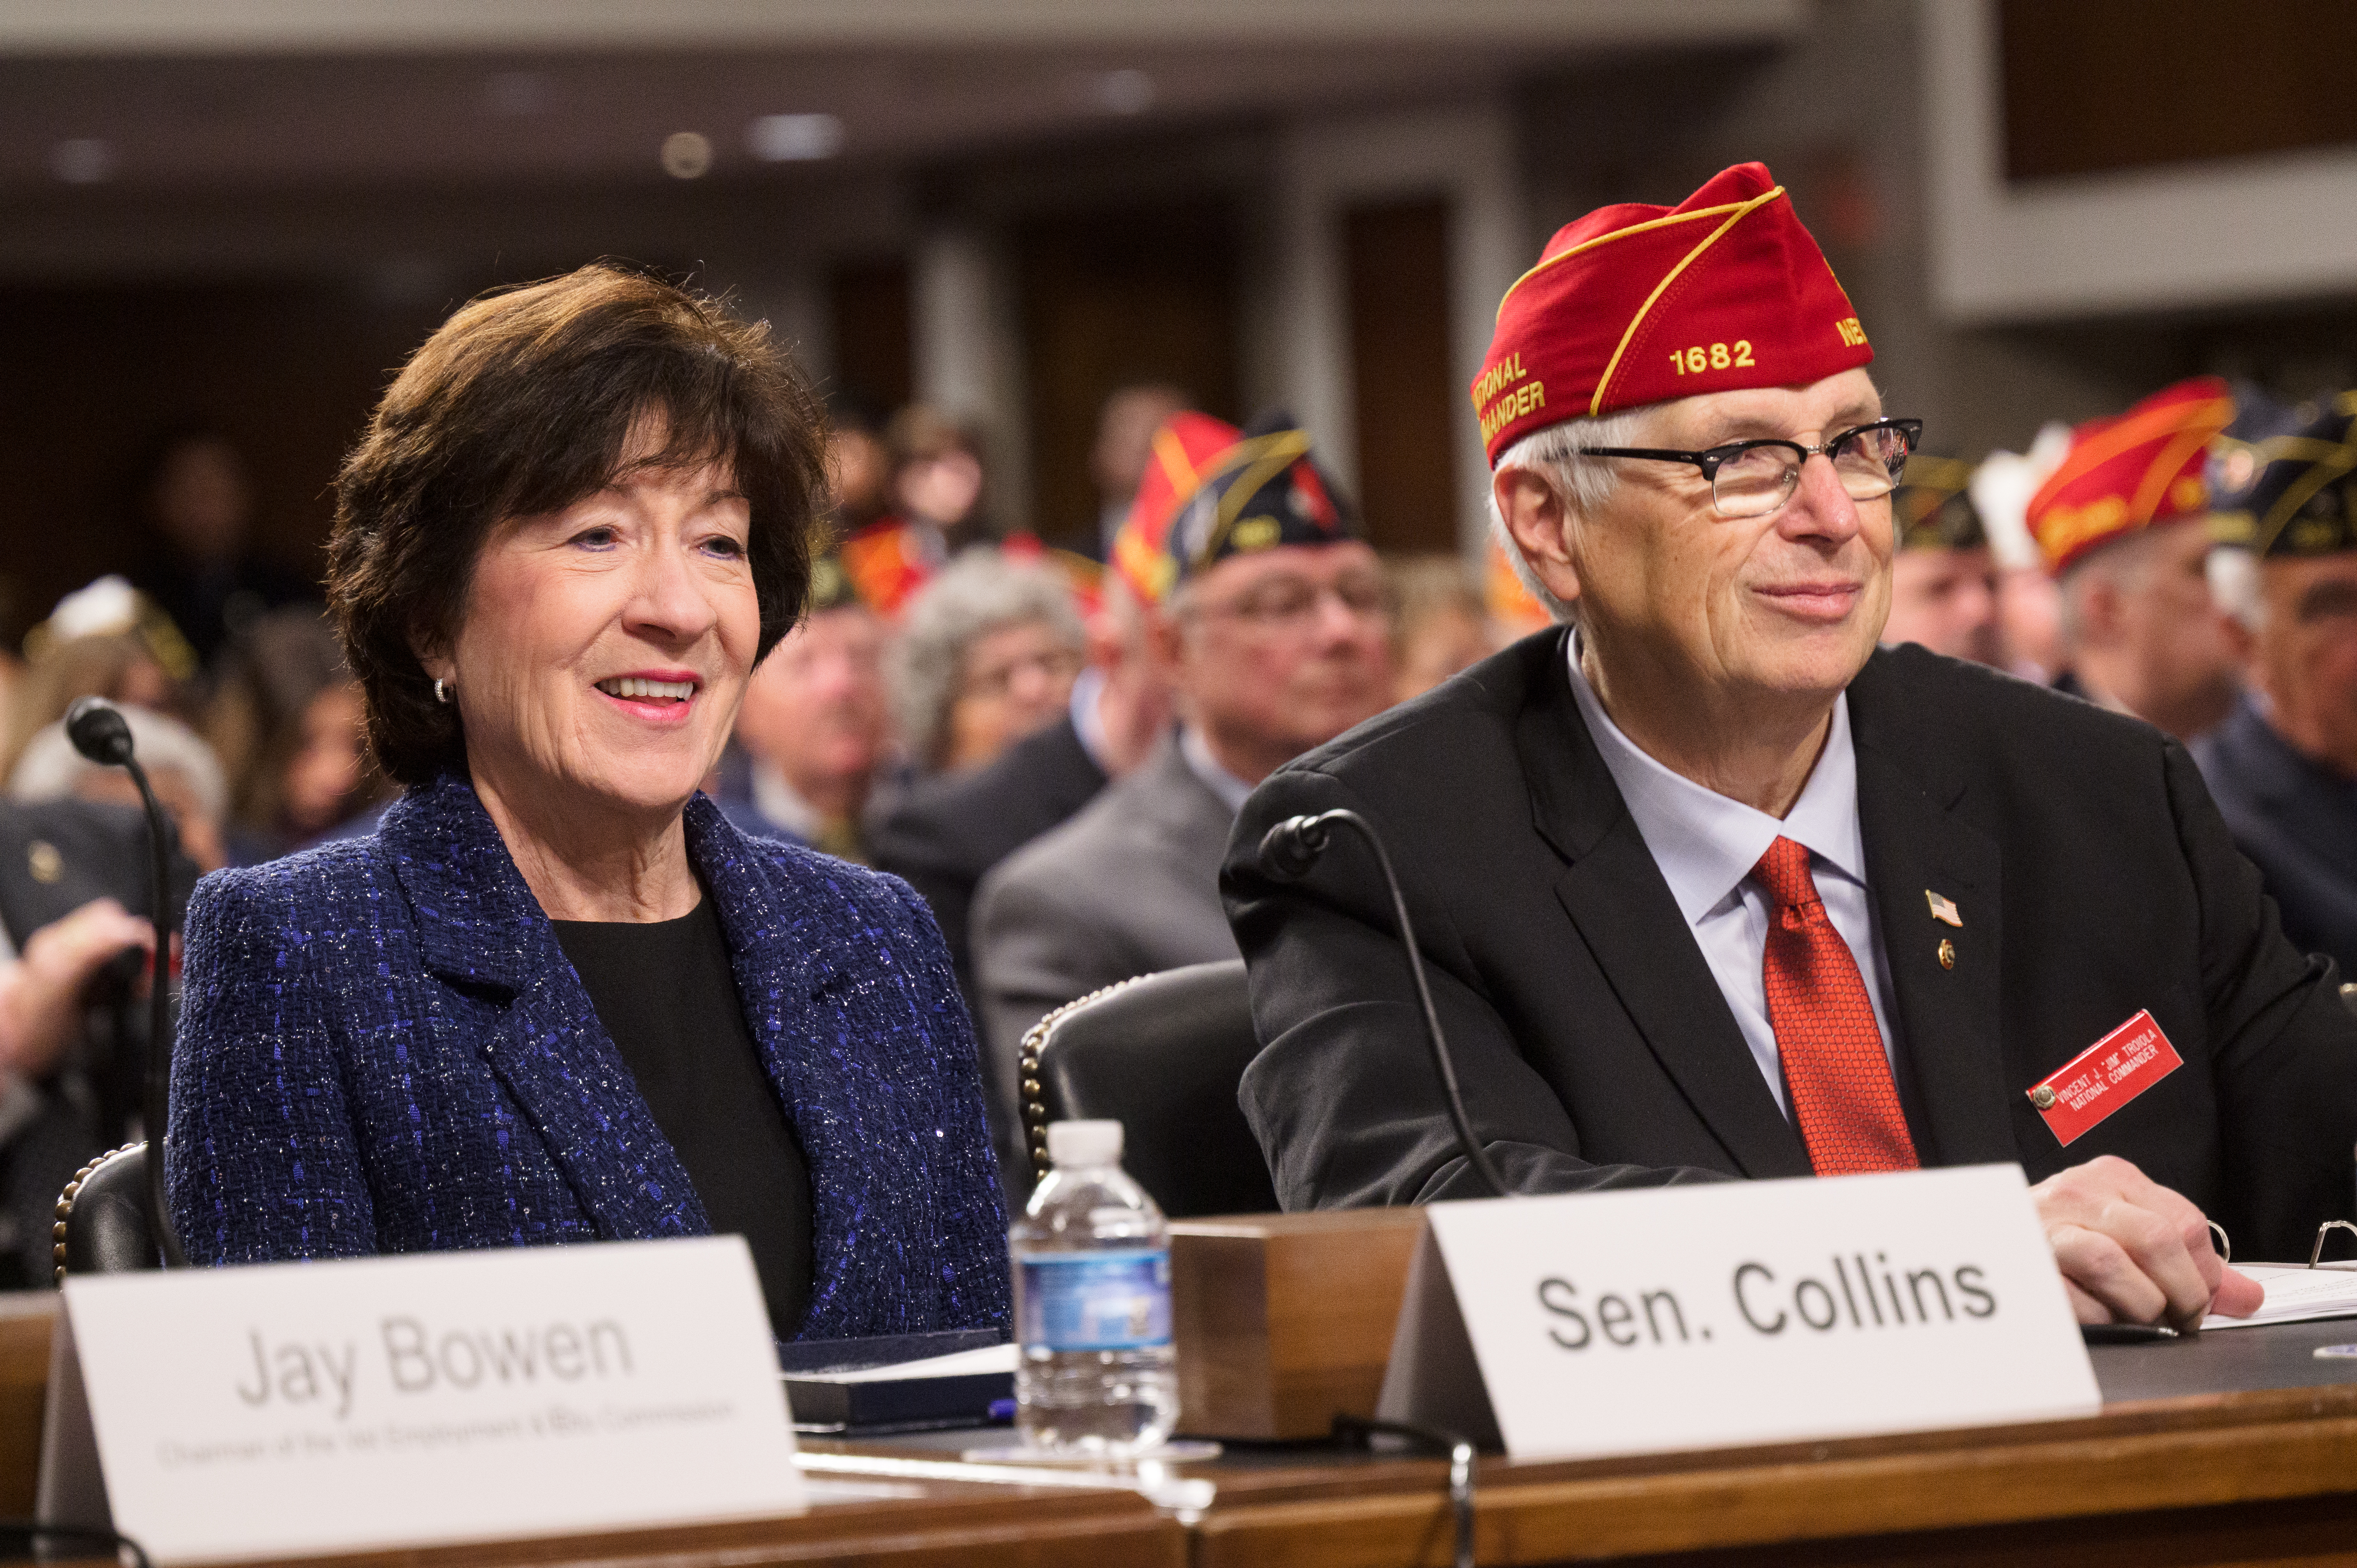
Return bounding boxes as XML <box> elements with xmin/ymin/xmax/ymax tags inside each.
<box><xmin>2031</xmin><ymin>379</ymin><xmax>2243</xmax><ymax>742</ymax></box>
<box><xmin>1224</xmin><ymin>162</ymin><xmax>2357</xmax><ymax>1332</ymax></box>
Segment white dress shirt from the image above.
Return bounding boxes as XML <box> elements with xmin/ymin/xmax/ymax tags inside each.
<box><xmin>1565</xmin><ymin>639</ymin><xmax>1900</xmax><ymax>1117</ymax></box>
<box><xmin>1178</xmin><ymin>725</ymin><xmax>1254</xmax><ymax>816</ymax></box>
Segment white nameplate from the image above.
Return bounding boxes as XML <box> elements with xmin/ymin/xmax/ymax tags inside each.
<box><xmin>1378</xmin><ymin>1165</ymin><xmax>2099</xmax><ymax>1459</ymax></box>
<box><xmin>40</xmin><ymin>1236</ymin><xmax>801</xmax><ymax>1564</ymax></box>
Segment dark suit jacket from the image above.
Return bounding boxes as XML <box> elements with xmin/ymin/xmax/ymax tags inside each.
<box><xmin>2193</xmin><ymin>694</ymin><xmax>2357</xmax><ymax>979</ymax></box>
<box><xmin>1224</xmin><ymin>630</ymin><xmax>2357</xmax><ymax>1262</ymax></box>
<box><xmin>868</xmin><ymin>713</ymin><xmax>1108</xmax><ymax>1005</ymax></box>
<box><xmin>168</xmin><ymin>774</ymin><xmax>1010</xmax><ymax>1340</ymax></box>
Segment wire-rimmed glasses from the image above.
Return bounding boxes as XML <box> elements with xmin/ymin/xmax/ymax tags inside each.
<box><xmin>1573</xmin><ymin>417</ymin><xmax>1923</xmax><ymax>519</ymax></box>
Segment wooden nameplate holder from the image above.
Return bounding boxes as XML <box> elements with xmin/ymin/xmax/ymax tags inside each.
<box><xmin>1168</xmin><ymin>1208</ymin><xmax>1425</xmax><ymax>1441</ymax></box>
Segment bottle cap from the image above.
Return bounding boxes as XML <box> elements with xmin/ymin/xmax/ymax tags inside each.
<box><xmin>1046</xmin><ymin>1119</ymin><xmax>1123</xmax><ymax>1168</ymax></box>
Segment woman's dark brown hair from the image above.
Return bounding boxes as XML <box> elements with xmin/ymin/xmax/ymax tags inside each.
<box><xmin>327</xmin><ymin>262</ymin><xmax>826</xmax><ymax>785</ymax></box>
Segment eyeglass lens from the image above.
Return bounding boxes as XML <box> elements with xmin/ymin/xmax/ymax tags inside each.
<box><xmin>1713</xmin><ymin>425</ymin><xmax>1913</xmax><ymax>518</ymax></box>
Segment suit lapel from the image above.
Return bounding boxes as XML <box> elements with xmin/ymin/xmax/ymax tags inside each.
<box><xmin>1516</xmin><ymin>632</ymin><xmax>1811</xmax><ymax>1179</ymax></box>
<box><xmin>1849</xmin><ymin>658</ymin><xmax>2013</xmax><ymax>1167</ymax></box>
<box><xmin>380</xmin><ymin>776</ymin><xmax>707</xmax><ymax>1240</ymax></box>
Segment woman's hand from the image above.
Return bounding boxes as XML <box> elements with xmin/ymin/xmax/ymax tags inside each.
<box><xmin>0</xmin><ymin>897</ymin><xmax>155</xmax><ymax>1080</ymax></box>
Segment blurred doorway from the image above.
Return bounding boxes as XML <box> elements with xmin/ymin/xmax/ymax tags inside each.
<box><xmin>1345</xmin><ymin>196</ymin><xmax>1458</xmax><ymax>554</ymax></box>
<box><xmin>1017</xmin><ymin>201</ymin><xmax>1242</xmax><ymax>552</ymax></box>
<box><xmin>828</xmin><ymin>258</ymin><xmax>915</xmax><ymax>418</ymax></box>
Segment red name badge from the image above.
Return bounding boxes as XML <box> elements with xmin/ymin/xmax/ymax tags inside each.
<box><xmin>2026</xmin><ymin>1010</ymin><xmax>2183</xmax><ymax>1146</ymax></box>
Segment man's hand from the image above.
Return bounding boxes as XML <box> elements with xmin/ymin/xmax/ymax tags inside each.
<box><xmin>2032</xmin><ymin>1154</ymin><xmax>2264</xmax><ymax>1330</ymax></box>
<box><xmin>0</xmin><ymin>898</ymin><xmax>155</xmax><ymax>1081</ymax></box>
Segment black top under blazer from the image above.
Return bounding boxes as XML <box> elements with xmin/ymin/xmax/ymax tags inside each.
<box><xmin>1222</xmin><ymin>629</ymin><xmax>2357</xmax><ymax>1262</ymax></box>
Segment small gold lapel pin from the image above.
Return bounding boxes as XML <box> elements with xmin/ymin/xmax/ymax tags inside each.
<box><xmin>27</xmin><ymin>841</ymin><xmax>61</xmax><ymax>885</ymax></box>
<box><xmin>1925</xmin><ymin>890</ymin><xmax>1962</xmax><ymax>927</ymax></box>
<box><xmin>2030</xmin><ymin>1086</ymin><xmax>2057</xmax><ymax>1110</ymax></box>
<box><xmin>1937</xmin><ymin>938</ymin><xmax>1956</xmax><ymax>970</ymax></box>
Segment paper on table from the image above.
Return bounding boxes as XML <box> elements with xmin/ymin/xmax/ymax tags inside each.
<box><xmin>2201</xmin><ymin>1264</ymin><xmax>2357</xmax><ymax>1330</ymax></box>
<box><xmin>788</xmin><ymin>1343</ymin><xmax>1018</xmax><ymax>1384</ymax></box>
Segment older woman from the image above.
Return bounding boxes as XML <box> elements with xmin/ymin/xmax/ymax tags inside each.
<box><xmin>166</xmin><ymin>265</ymin><xmax>1009</xmax><ymax>1342</ymax></box>
<box><xmin>889</xmin><ymin>552</ymin><xmax>1085</xmax><ymax>775</ymax></box>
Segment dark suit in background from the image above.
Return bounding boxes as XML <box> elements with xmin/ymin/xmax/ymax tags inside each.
<box><xmin>0</xmin><ymin>799</ymin><xmax>194</xmax><ymax>1287</ymax></box>
<box><xmin>1225</xmin><ymin>631</ymin><xmax>2357</xmax><ymax>1262</ymax></box>
<box><xmin>2194</xmin><ymin>694</ymin><xmax>2357</xmax><ymax>979</ymax></box>
<box><xmin>868</xmin><ymin>712</ymin><xmax>1108</xmax><ymax>1006</ymax></box>
<box><xmin>971</xmin><ymin>733</ymin><xmax>1237</xmax><ymax>1195</ymax></box>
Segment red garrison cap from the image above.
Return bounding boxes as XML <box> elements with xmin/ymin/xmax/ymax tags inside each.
<box><xmin>1472</xmin><ymin>162</ymin><xmax>1873</xmax><ymax>465</ymax></box>
<box><xmin>1112</xmin><ymin>411</ymin><xmax>1241</xmax><ymax>605</ymax></box>
<box><xmin>2025</xmin><ymin>377</ymin><xmax>2234</xmax><ymax>574</ymax></box>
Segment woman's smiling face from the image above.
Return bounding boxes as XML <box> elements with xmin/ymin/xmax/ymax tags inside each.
<box><xmin>428</xmin><ymin>438</ymin><xmax>760</xmax><ymax>832</ymax></box>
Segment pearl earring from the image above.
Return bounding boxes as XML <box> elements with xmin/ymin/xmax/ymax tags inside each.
<box><xmin>433</xmin><ymin>678</ymin><xmax>450</xmax><ymax>705</ymax></box>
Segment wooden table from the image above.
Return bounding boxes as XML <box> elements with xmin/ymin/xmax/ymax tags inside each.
<box><xmin>17</xmin><ymin>1291</ymin><xmax>2357</xmax><ymax>1566</ymax></box>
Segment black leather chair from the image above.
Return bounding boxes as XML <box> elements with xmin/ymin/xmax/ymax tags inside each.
<box><xmin>1018</xmin><ymin>959</ymin><xmax>1278</xmax><ymax>1218</ymax></box>
<box><xmin>52</xmin><ymin>1141</ymin><xmax>159</xmax><ymax>1281</ymax></box>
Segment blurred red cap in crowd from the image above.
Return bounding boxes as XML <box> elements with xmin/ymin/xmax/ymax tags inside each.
<box><xmin>1472</xmin><ymin>161</ymin><xmax>1873</xmax><ymax>465</ymax></box>
<box><xmin>2025</xmin><ymin>377</ymin><xmax>2235</xmax><ymax>574</ymax></box>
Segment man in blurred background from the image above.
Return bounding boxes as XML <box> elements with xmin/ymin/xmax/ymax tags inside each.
<box><xmin>2198</xmin><ymin>395</ymin><xmax>2357</xmax><ymax>975</ymax></box>
<box><xmin>126</xmin><ymin>429</ymin><xmax>311</xmax><ymax>667</ymax></box>
<box><xmin>2029</xmin><ymin>379</ymin><xmax>2242</xmax><ymax>742</ymax></box>
<box><xmin>1880</xmin><ymin>457</ymin><xmax>2001</xmax><ymax>666</ymax></box>
<box><xmin>972</xmin><ymin>410</ymin><xmax>1392</xmax><ymax>1185</ymax></box>
<box><xmin>724</xmin><ymin>553</ymin><xmax>891</xmax><ymax>862</ymax></box>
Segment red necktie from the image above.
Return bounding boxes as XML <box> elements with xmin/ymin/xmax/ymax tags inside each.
<box><xmin>1752</xmin><ymin>835</ymin><xmax>1918</xmax><ymax>1176</ymax></box>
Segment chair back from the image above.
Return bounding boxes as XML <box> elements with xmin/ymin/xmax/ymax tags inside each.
<box><xmin>54</xmin><ymin>1141</ymin><xmax>159</xmax><ymax>1281</ymax></box>
<box><xmin>1019</xmin><ymin>959</ymin><xmax>1277</xmax><ymax>1218</ymax></box>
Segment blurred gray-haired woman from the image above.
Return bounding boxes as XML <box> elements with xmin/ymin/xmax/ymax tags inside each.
<box><xmin>889</xmin><ymin>551</ymin><xmax>1085</xmax><ymax>775</ymax></box>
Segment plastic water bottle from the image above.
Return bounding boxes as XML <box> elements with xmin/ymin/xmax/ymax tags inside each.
<box><xmin>1011</xmin><ymin>1119</ymin><xmax>1179</xmax><ymax>1454</ymax></box>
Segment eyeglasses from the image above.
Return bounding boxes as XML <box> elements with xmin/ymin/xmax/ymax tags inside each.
<box><xmin>1191</xmin><ymin>573</ymin><xmax>1389</xmax><ymax>630</ymax></box>
<box><xmin>1574</xmin><ymin>417</ymin><xmax>1923</xmax><ymax>520</ymax></box>
<box><xmin>961</xmin><ymin>646</ymin><xmax>1083</xmax><ymax>701</ymax></box>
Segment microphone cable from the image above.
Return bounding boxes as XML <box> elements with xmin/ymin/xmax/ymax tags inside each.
<box><xmin>1259</xmin><ymin>809</ymin><xmax>1513</xmax><ymax>1199</ymax></box>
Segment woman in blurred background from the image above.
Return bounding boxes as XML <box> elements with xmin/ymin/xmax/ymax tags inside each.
<box><xmin>889</xmin><ymin>551</ymin><xmax>1085</xmax><ymax>777</ymax></box>
<box><xmin>203</xmin><ymin>606</ymin><xmax>380</xmax><ymax>863</ymax></box>
<box><xmin>168</xmin><ymin>263</ymin><xmax>1008</xmax><ymax>1342</ymax></box>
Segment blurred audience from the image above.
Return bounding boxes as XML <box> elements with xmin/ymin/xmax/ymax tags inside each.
<box><xmin>2198</xmin><ymin>394</ymin><xmax>2357</xmax><ymax>975</ymax></box>
<box><xmin>973</xmin><ymin>410</ymin><xmax>1393</xmax><ymax>1186</ymax></box>
<box><xmin>823</xmin><ymin>399</ymin><xmax>894</xmax><ymax>537</ymax></box>
<box><xmin>1388</xmin><ymin>554</ymin><xmax>1497</xmax><ymax>703</ymax></box>
<box><xmin>12</xmin><ymin>704</ymin><xmax>230</xmax><ymax>872</ymax></box>
<box><xmin>869</xmin><ymin>569</ymin><xmax>1169</xmax><ymax>1013</ymax></box>
<box><xmin>2</xmin><ymin>577</ymin><xmax>193</xmax><ymax>786</ymax></box>
<box><xmin>126</xmin><ymin>429</ymin><xmax>312</xmax><ymax>667</ymax></box>
<box><xmin>1970</xmin><ymin>431</ymin><xmax>2072</xmax><ymax>683</ymax></box>
<box><xmin>204</xmin><ymin>607</ymin><xmax>377</xmax><ymax>865</ymax></box>
<box><xmin>1882</xmin><ymin>458</ymin><xmax>2001</xmax><ymax>666</ymax></box>
<box><xmin>841</xmin><ymin>406</ymin><xmax>991</xmax><ymax>617</ymax></box>
<box><xmin>889</xmin><ymin>551</ymin><xmax>1086</xmax><ymax>777</ymax></box>
<box><xmin>0</xmin><ymin>796</ymin><xmax>193</xmax><ymax>1287</ymax></box>
<box><xmin>2028</xmin><ymin>379</ymin><xmax>2241</xmax><ymax>742</ymax></box>
<box><xmin>724</xmin><ymin>554</ymin><xmax>891</xmax><ymax>861</ymax></box>
<box><xmin>1090</xmin><ymin>384</ymin><xmax>1189</xmax><ymax>559</ymax></box>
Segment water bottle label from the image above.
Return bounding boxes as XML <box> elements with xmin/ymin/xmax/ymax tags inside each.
<box><xmin>1019</xmin><ymin>1249</ymin><xmax>1172</xmax><ymax>1351</ymax></box>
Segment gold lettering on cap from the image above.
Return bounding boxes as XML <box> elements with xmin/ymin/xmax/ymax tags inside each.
<box><xmin>1835</xmin><ymin>316</ymin><xmax>1869</xmax><ymax>348</ymax></box>
<box><xmin>1479</xmin><ymin>378</ymin><xmax>1547</xmax><ymax>443</ymax></box>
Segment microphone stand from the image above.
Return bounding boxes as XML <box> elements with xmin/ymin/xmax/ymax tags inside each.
<box><xmin>62</xmin><ymin>698</ymin><xmax>189</xmax><ymax>1268</ymax></box>
<box><xmin>120</xmin><ymin>753</ymin><xmax>189</xmax><ymax>1268</ymax></box>
<box><xmin>1260</xmin><ymin>809</ymin><xmax>1513</xmax><ymax>1199</ymax></box>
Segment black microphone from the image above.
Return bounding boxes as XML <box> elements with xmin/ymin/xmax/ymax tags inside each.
<box><xmin>64</xmin><ymin>697</ymin><xmax>190</xmax><ymax>1269</ymax></box>
<box><xmin>1258</xmin><ymin>810</ymin><xmax>1513</xmax><ymax>1200</ymax></box>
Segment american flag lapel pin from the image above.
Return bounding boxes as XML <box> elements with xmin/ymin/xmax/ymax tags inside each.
<box><xmin>1925</xmin><ymin>890</ymin><xmax>1962</xmax><ymax>927</ymax></box>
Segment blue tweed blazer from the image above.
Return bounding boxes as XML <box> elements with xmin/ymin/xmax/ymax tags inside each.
<box><xmin>166</xmin><ymin>773</ymin><xmax>1011</xmax><ymax>1341</ymax></box>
